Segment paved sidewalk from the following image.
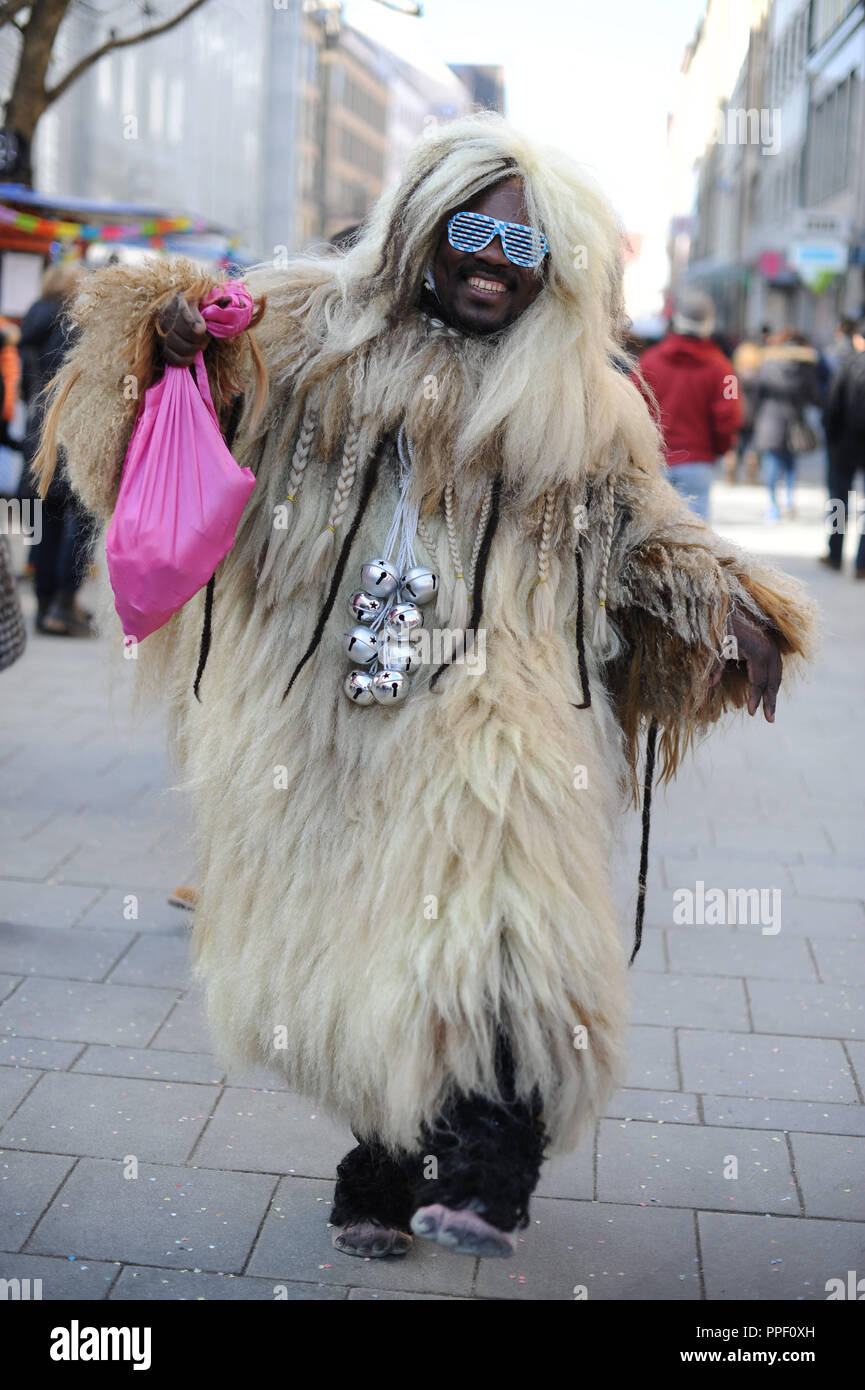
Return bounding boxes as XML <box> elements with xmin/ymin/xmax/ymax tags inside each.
<box><xmin>1</xmin><ymin>467</ymin><xmax>863</xmax><ymax>1301</ymax></box>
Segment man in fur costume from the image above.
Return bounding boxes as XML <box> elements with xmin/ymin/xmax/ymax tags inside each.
<box><xmin>38</xmin><ymin>115</ymin><xmax>815</xmax><ymax>1262</ymax></box>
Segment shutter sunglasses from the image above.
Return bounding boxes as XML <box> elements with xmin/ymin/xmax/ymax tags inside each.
<box><xmin>447</xmin><ymin>211</ymin><xmax>549</xmax><ymax>269</ymax></box>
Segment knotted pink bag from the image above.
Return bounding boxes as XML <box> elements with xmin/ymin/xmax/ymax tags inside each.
<box><xmin>106</xmin><ymin>281</ymin><xmax>256</xmax><ymax>643</ymax></box>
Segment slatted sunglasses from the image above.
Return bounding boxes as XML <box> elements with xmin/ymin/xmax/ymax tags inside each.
<box><xmin>447</xmin><ymin>211</ymin><xmax>549</xmax><ymax>269</ymax></box>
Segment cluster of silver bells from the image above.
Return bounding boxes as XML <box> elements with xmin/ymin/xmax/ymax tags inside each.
<box><xmin>344</xmin><ymin>558</ymin><xmax>438</xmax><ymax>706</ymax></box>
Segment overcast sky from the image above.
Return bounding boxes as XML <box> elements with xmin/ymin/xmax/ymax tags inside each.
<box><xmin>344</xmin><ymin>0</ymin><xmax>709</xmax><ymax>316</ymax></box>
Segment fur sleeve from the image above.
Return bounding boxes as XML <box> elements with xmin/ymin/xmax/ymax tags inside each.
<box><xmin>51</xmin><ymin>256</ymin><xmax>336</xmax><ymax>522</ymax></box>
<box><xmin>601</xmin><ymin>456</ymin><xmax>817</xmax><ymax>783</ymax></box>
<box><xmin>51</xmin><ymin>256</ymin><xmax>266</xmax><ymax>521</ymax></box>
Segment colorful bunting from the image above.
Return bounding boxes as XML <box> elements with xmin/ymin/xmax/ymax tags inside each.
<box><xmin>0</xmin><ymin>202</ymin><xmax>212</xmax><ymax>243</ymax></box>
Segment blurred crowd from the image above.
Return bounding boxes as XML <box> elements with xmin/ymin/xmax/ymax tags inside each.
<box><xmin>631</xmin><ymin>290</ymin><xmax>865</xmax><ymax>577</ymax></box>
<box><xmin>1</xmin><ymin>261</ymin><xmax>95</xmax><ymax>640</ymax></box>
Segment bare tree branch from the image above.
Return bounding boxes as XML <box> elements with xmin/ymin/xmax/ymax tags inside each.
<box><xmin>0</xmin><ymin>1</ymin><xmax>27</xmax><ymax>31</ymax></box>
<box><xmin>45</xmin><ymin>0</ymin><xmax>211</xmax><ymax>105</ymax></box>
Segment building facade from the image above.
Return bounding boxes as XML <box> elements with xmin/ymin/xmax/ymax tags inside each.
<box><xmin>669</xmin><ymin>0</ymin><xmax>865</xmax><ymax>341</ymax></box>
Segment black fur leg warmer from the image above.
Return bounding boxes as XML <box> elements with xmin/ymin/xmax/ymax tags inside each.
<box><xmin>415</xmin><ymin>1087</ymin><xmax>547</xmax><ymax>1232</ymax></box>
<box><xmin>330</xmin><ymin>1134</ymin><xmax>421</xmax><ymax>1233</ymax></box>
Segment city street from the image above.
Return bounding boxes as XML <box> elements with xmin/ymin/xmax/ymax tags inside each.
<box><xmin>1</xmin><ymin>461</ymin><xmax>863</xmax><ymax>1302</ymax></box>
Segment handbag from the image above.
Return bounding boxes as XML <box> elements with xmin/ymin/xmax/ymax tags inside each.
<box><xmin>0</xmin><ymin>534</ymin><xmax>26</xmax><ymax>671</ymax></box>
<box><xmin>105</xmin><ymin>283</ymin><xmax>256</xmax><ymax>644</ymax></box>
<box><xmin>786</xmin><ymin>415</ymin><xmax>818</xmax><ymax>454</ymax></box>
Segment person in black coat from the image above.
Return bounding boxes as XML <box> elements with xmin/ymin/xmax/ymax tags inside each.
<box><xmin>751</xmin><ymin>330</ymin><xmax>822</xmax><ymax>520</ymax></box>
<box><xmin>822</xmin><ymin>325</ymin><xmax>865</xmax><ymax>577</ymax></box>
<box><xmin>18</xmin><ymin>261</ymin><xmax>94</xmax><ymax>635</ymax></box>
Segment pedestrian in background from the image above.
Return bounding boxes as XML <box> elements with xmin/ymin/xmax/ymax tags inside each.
<box><xmin>635</xmin><ymin>289</ymin><xmax>743</xmax><ymax>520</ymax></box>
<box><xmin>18</xmin><ymin>260</ymin><xmax>94</xmax><ymax>636</ymax></box>
<box><xmin>0</xmin><ymin>533</ymin><xmax>26</xmax><ymax>671</ymax></box>
<box><xmin>751</xmin><ymin>329</ymin><xmax>821</xmax><ymax>522</ymax></box>
<box><xmin>822</xmin><ymin>318</ymin><xmax>865</xmax><ymax>578</ymax></box>
<box><xmin>0</xmin><ymin>316</ymin><xmax>24</xmax><ymax>497</ymax></box>
<box><xmin>729</xmin><ymin>332</ymin><xmax>765</xmax><ymax>484</ymax></box>
<box><xmin>824</xmin><ymin>314</ymin><xmax>862</xmax><ymax>378</ymax></box>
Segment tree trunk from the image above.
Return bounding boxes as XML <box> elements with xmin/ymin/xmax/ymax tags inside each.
<box><xmin>5</xmin><ymin>0</ymin><xmax>71</xmax><ymax>155</ymax></box>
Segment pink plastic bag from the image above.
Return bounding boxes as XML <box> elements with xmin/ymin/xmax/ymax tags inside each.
<box><xmin>106</xmin><ymin>283</ymin><xmax>256</xmax><ymax>643</ymax></box>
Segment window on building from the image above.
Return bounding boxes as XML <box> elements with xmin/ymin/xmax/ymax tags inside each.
<box><xmin>121</xmin><ymin>54</ymin><xmax>136</xmax><ymax>115</ymax></box>
<box><xmin>302</xmin><ymin>40</ymin><xmax>318</xmax><ymax>85</ymax></box>
<box><xmin>805</xmin><ymin>70</ymin><xmax>859</xmax><ymax>202</ymax></box>
<box><xmin>97</xmin><ymin>57</ymin><xmax>113</xmax><ymax>108</ymax></box>
<box><xmin>167</xmin><ymin>77</ymin><xmax>184</xmax><ymax>145</ymax></box>
<box><xmin>149</xmin><ymin>72</ymin><xmax>164</xmax><ymax>139</ymax></box>
<box><xmin>339</xmin><ymin>124</ymin><xmax>384</xmax><ymax>180</ymax></box>
<box><xmin>810</xmin><ymin>0</ymin><xmax>858</xmax><ymax>49</ymax></box>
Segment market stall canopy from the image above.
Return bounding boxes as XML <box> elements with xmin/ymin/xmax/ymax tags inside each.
<box><xmin>0</xmin><ymin>184</ymin><xmax>248</xmax><ymax>264</ymax></box>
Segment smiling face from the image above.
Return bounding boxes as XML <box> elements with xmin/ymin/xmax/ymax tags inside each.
<box><xmin>431</xmin><ymin>176</ymin><xmax>546</xmax><ymax>335</ymax></box>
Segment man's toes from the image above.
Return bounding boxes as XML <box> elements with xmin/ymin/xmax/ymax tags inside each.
<box><xmin>411</xmin><ymin>1203</ymin><xmax>516</xmax><ymax>1257</ymax></box>
<box><xmin>331</xmin><ymin>1221</ymin><xmax>412</xmax><ymax>1258</ymax></box>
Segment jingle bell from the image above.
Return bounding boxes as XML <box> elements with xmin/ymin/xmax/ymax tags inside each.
<box><xmin>360</xmin><ymin>557</ymin><xmax>399</xmax><ymax>598</ymax></box>
<box><xmin>379</xmin><ymin>637</ymin><xmax>422</xmax><ymax>674</ymax></box>
<box><xmin>400</xmin><ymin>566</ymin><xmax>438</xmax><ymax>605</ymax></box>
<box><xmin>349</xmin><ymin>590</ymin><xmax>383</xmax><ymax>624</ymax></box>
<box><xmin>345</xmin><ymin>626</ymin><xmax>379</xmax><ymax>664</ymax></box>
<box><xmin>371</xmin><ymin>668</ymin><xmax>410</xmax><ymax>704</ymax></box>
<box><xmin>385</xmin><ymin>602</ymin><xmax>424</xmax><ymax>640</ymax></box>
<box><xmin>344</xmin><ymin>669</ymin><xmax>375</xmax><ymax>705</ymax></box>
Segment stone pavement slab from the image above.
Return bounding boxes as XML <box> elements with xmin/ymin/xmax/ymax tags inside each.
<box><xmin>474</xmin><ymin>1199</ymin><xmax>701</xmax><ymax>1301</ymax></box>
<box><xmin>810</xmin><ymin>937</ymin><xmax>865</xmax><ymax>986</ymax></box>
<box><xmin>597</xmin><ymin>1119</ymin><xmax>797</xmax><ymax>1214</ymax></box>
<box><xmin>661</xmin><ymin>854</ymin><xmax>795</xmax><ymax>894</ymax></box>
<box><xmin>766</xmin><ymin>897</ymin><xmax>864</xmax><ymax>937</ymax></box>
<box><xmin>845</xmin><ymin>1041</ymin><xmax>865</xmax><ymax>1094</ymax></box>
<box><xmin>747</xmin><ymin>979</ymin><xmax>865</xmax><ymax>1038</ymax></box>
<box><xmin>629</xmin><ymin>927</ymin><xmax>666</xmax><ymax>972</ymax></box>
<box><xmin>677</xmin><ymin>1029</ymin><xmax>857</xmax><ymax>1101</ymax></box>
<box><xmin>106</xmin><ymin>934</ymin><xmax>193</xmax><ymax>989</ymax></box>
<box><xmin>629</xmin><ymin>972</ymin><xmax>749</xmax><ymax>1030</ymax></box>
<box><xmin>790</xmin><ymin>864</ymin><xmax>864</xmax><ymax>901</ymax></box>
<box><xmin>0</xmin><ymin>1149</ymin><xmax>75</xmax><ymax>1251</ymax></box>
<box><xmin>0</xmin><ymin>977</ymin><xmax>177</xmax><ymax>1047</ymax></box>
<box><xmin>0</xmin><ymin>974</ymin><xmax>20</xmax><ymax>1002</ymax></box>
<box><xmin>347</xmin><ymin>1286</ymin><xmax>468</xmax><ymax>1299</ymax></box>
<box><xmin>789</xmin><ymin>1133</ymin><xmax>865</xmax><ymax>1219</ymax></box>
<box><xmin>536</xmin><ymin>1137</ymin><xmax>595</xmax><ymax>1199</ymax></box>
<box><xmin>0</xmin><ymin>881</ymin><xmax>101</xmax><ymax>930</ymax></box>
<box><xmin>109</xmin><ymin>1266</ymin><xmax>348</xmax><ymax>1300</ymax></box>
<box><xmin>0</xmin><ymin>1036</ymin><xmax>84</xmax><ymax>1071</ymax></box>
<box><xmin>0</xmin><ymin>922</ymin><xmax>135</xmax><ymax>981</ymax></box>
<box><xmin>72</xmin><ymin>1045</ymin><xmax>223</xmax><ymax>1085</ymax></box>
<box><xmin>25</xmin><ymin>1158</ymin><xmax>276</xmax><ymax>1272</ymax></box>
<box><xmin>605</xmin><ymin>1088</ymin><xmax>700</xmax><ymax>1125</ymax></box>
<box><xmin>665</xmin><ymin>926</ymin><xmax>816</xmax><ymax>980</ymax></box>
<box><xmin>0</xmin><ymin>1252</ymin><xmax>120</xmax><ymax>1299</ymax></box>
<box><xmin>699</xmin><ymin>1212</ymin><xmax>865</xmax><ymax>1300</ymax></box>
<box><xmin>0</xmin><ymin>1066</ymin><xmax>38</xmax><ymax>1123</ymax></box>
<box><xmin>703</xmin><ymin>1095</ymin><xmax>865</xmax><ymax>1136</ymax></box>
<box><xmin>623</xmin><ymin>1025</ymin><xmax>680</xmax><ymax>1091</ymax></box>
<box><xmin>148</xmin><ymin>988</ymin><xmax>212</xmax><ymax>1053</ymax></box>
<box><xmin>76</xmin><ymin>889</ymin><xmax>191</xmax><ymax>933</ymax></box>
<box><xmin>191</xmin><ymin>1088</ymin><xmax>351</xmax><ymax>1177</ymax></box>
<box><xmin>0</xmin><ymin>1071</ymin><xmax>216</xmax><ymax>1163</ymax></box>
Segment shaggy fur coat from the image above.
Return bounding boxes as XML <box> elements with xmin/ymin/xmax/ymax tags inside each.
<box><xmin>50</xmin><ymin>255</ymin><xmax>815</xmax><ymax>1157</ymax></box>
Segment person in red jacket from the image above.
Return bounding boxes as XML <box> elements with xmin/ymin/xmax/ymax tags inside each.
<box><xmin>634</xmin><ymin>290</ymin><xmax>743</xmax><ymax>520</ymax></box>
